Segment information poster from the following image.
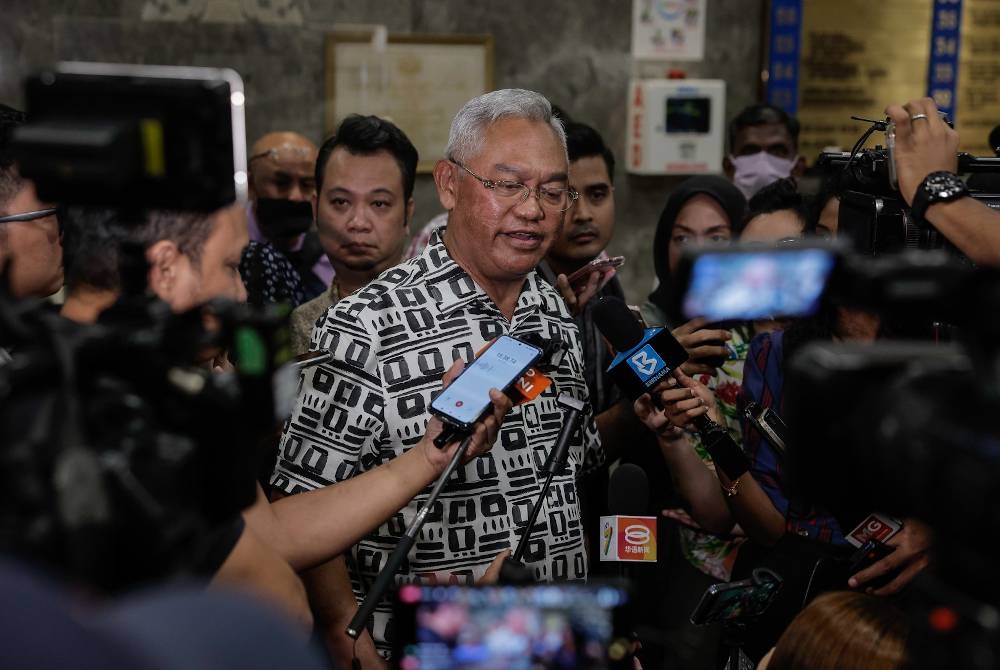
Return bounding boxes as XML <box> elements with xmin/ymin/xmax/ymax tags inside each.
<box><xmin>632</xmin><ymin>0</ymin><xmax>707</xmax><ymax>61</ymax></box>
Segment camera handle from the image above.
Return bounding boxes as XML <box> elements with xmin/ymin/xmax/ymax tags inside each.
<box><xmin>500</xmin><ymin>393</ymin><xmax>587</xmax><ymax>585</ymax></box>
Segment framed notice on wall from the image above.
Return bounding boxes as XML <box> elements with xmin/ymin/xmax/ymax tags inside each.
<box><xmin>325</xmin><ymin>33</ymin><xmax>494</xmax><ymax>173</ymax></box>
<box><xmin>766</xmin><ymin>0</ymin><xmax>997</xmax><ymax>160</ymax></box>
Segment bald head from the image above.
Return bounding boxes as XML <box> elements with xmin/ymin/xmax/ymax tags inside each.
<box><xmin>248</xmin><ymin>131</ymin><xmax>318</xmax><ymax>205</ymax></box>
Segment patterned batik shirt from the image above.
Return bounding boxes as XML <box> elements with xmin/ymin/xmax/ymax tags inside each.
<box><xmin>271</xmin><ymin>230</ymin><xmax>603</xmax><ymax>656</ymax></box>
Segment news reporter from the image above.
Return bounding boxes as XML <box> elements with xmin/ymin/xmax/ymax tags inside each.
<box><xmin>58</xmin><ymin>205</ymin><xmax>512</xmax><ymax>624</ymax></box>
<box><xmin>885</xmin><ymin>97</ymin><xmax>1000</xmax><ymax>266</ymax></box>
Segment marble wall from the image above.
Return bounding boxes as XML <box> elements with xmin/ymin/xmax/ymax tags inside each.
<box><xmin>0</xmin><ymin>0</ymin><xmax>766</xmax><ymax>301</ymax></box>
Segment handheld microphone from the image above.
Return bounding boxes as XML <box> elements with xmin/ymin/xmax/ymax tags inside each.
<box><xmin>599</xmin><ymin>463</ymin><xmax>655</xmax><ymax>563</ymax></box>
<box><xmin>593</xmin><ymin>297</ymin><xmax>750</xmax><ymax>481</ymax></box>
<box><xmin>591</xmin><ymin>297</ymin><xmax>688</xmax><ymax>400</ymax></box>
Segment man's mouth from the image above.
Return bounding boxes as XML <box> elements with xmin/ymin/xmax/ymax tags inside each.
<box><xmin>504</xmin><ymin>231</ymin><xmax>543</xmax><ymax>243</ymax></box>
<box><xmin>570</xmin><ymin>231</ymin><xmax>598</xmax><ymax>244</ymax></box>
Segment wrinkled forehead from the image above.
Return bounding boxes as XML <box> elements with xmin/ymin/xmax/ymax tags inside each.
<box><xmin>250</xmin><ymin>142</ymin><xmax>317</xmax><ymax>171</ymax></box>
<box><xmin>472</xmin><ymin>118</ymin><xmax>568</xmax><ymax>175</ymax></box>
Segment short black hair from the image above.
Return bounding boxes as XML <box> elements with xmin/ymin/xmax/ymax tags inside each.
<box><xmin>564</xmin><ymin>121</ymin><xmax>616</xmax><ymax>185</ymax></box>
<box><xmin>62</xmin><ymin>207</ymin><xmax>215</xmax><ymax>293</ymax></box>
<box><xmin>315</xmin><ymin>115</ymin><xmax>418</xmax><ymax>200</ymax></box>
<box><xmin>728</xmin><ymin>103</ymin><xmax>800</xmax><ymax>153</ymax></box>
<box><xmin>0</xmin><ymin>105</ymin><xmax>27</xmax><ymax>212</ymax></box>
<box><xmin>743</xmin><ymin>177</ymin><xmax>807</xmax><ymax>230</ymax></box>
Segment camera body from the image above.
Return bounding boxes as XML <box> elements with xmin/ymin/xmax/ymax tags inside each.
<box><xmin>816</xmin><ymin>150</ymin><xmax>1000</xmax><ymax>261</ymax></box>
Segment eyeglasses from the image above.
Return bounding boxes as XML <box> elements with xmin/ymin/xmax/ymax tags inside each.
<box><xmin>450</xmin><ymin>160</ymin><xmax>579</xmax><ymax>213</ymax></box>
<box><xmin>0</xmin><ymin>208</ymin><xmax>58</xmax><ymax>224</ymax></box>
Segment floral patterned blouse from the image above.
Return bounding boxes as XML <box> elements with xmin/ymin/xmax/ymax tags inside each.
<box><xmin>641</xmin><ymin>301</ymin><xmax>750</xmax><ymax>581</ymax></box>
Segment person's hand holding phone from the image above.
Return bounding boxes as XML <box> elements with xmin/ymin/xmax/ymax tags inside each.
<box><xmin>420</xmin><ymin>359</ymin><xmax>511</xmax><ymax>473</ymax></box>
<box><xmin>555</xmin><ymin>256</ymin><xmax>623</xmax><ymax>317</ymax></box>
<box><xmin>848</xmin><ymin>517</ymin><xmax>932</xmax><ymax>596</ymax></box>
<box><xmin>671</xmin><ymin>318</ymin><xmax>733</xmax><ymax>376</ymax></box>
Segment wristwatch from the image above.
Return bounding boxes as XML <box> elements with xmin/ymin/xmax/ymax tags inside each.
<box><xmin>911</xmin><ymin>171</ymin><xmax>969</xmax><ymax>222</ymax></box>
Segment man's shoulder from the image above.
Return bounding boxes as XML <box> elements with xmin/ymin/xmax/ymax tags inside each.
<box><xmin>330</xmin><ymin>256</ymin><xmax>442</xmax><ymax>323</ymax></box>
<box><xmin>291</xmin><ymin>289</ymin><xmax>336</xmax><ymax>324</ymax></box>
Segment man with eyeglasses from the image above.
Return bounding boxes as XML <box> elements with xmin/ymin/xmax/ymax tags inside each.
<box><xmin>272</xmin><ymin>89</ymin><xmax>603</xmax><ymax>667</ymax></box>
<box><xmin>0</xmin><ymin>105</ymin><xmax>62</xmax><ymax>303</ymax></box>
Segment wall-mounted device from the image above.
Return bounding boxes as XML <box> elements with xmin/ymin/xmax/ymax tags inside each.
<box><xmin>626</xmin><ymin>78</ymin><xmax>726</xmax><ymax>175</ymax></box>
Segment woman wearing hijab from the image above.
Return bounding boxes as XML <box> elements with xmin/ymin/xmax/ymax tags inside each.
<box><xmin>626</xmin><ymin>176</ymin><xmax>750</xmax><ymax>670</ymax></box>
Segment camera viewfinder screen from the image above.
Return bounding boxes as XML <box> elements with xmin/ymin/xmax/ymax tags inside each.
<box><xmin>396</xmin><ymin>584</ymin><xmax>627</xmax><ymax>670</ymax></box>
<box><xmin>665</xmin><ymin>97</ymin><xmax>711</xmax><ymax>133</ymax></box>
<box><xmin>683</xmin><ymin>249</ymin><xmax>835</xmax><ymax>321</ymax></box>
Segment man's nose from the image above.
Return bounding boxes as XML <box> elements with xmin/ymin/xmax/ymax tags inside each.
<box><xmin>512</xmin><ymin>190</ymin><xmax>545</xmax><ymax>220</ymax></box>
<box><xmin>288</xmin><ymin>181</ymin><xmax>311</xmax><ymax>202</ymax></box>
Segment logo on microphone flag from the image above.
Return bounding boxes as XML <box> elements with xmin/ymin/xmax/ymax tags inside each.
<box><xmin>598</xmin><ymin>516</ymin><xmax>657</xmax><ymax>562</ymax></box>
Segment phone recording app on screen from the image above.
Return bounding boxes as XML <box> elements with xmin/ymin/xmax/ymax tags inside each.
<box><xmin>432</xmin><ymin>337</ymin><xmax>538</xmax><ymax>426</ymax></box>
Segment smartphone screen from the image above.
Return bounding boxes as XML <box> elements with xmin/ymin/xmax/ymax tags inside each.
<box><xmin>566</xmin><ymin>255</ymin><xmax>626</xmax><ymax>286</ymax></box>
<box><xmin>430</xmin><ymin>335</ymin><xmax>542</xmax><ymax>428</ymax></box>
<box><xmin>682</xmin><ymin>247</ymin><xmax>837</xmax><ymax>321</ymax></box>
<box><xmin>690</xmin><ymin>571</ymin><xmax>782</xmax><ymax>625</ymax></box>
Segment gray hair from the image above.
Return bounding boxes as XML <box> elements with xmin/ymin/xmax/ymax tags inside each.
<box><xmin>445</xmin><ymin>89</ymin><xmax>567</xmax><ymax>164</ymax></box>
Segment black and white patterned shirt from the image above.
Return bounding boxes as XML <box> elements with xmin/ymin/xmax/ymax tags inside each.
<box><xmin>271</xmin><ymin>230</ymin><xmax>602</xmax><ymax>654</ymax></box>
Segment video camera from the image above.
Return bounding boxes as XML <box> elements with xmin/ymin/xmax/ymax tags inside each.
<box><xmin>0</xmin><ymin>63</ymin><xmax>293</xmax><ymax>592</ymax></box>
<box><xmin>816</xmin><ymin>116</ymin><xmax>1000</xmax><ymax>261</ymax></box>
<box><xmin>674</xmin><ymin>241</ymin><xmax>1000</xmax><ymax>668</ymax></box>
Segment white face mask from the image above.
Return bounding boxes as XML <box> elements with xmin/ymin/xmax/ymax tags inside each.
<box><xmin>729</xmin><ymin>152</ymin><xmax>797</xmax><ymax>199</ymax></box>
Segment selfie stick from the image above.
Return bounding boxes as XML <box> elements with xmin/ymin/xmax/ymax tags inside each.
<box><xmin>345</xmin><ymin>431</ymin><xmax>473</xmax><ymax>640</ymax></box>
<box><xmin>500</xmin><ymin>394</ymin><xmax>588</xmax><ymax>584</ymax></box>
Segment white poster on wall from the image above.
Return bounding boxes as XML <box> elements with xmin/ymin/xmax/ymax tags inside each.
<box><xmin>631</xmin><ymin>0</ymin><xmax>707</xmax><ymax>61</ymax></box>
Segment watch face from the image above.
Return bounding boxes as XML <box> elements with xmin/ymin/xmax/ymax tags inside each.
<box><xmin>924</xmin><ymin>172</ymin><xmax>967</xmax><ymax>200</ymax></box>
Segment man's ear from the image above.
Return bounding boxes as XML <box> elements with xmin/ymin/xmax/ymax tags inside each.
<box><xmin>145</xmin><ymin>239</ymin><xmax>182</xmax><ymax>302</ymax></box>
<box><xmin>311</xmin><ymin>191</ymin><xmax>319</xmax><ymax>223</ymax></box>
<box><xmin>404</xmin><ymin>197</ymin><xmax>415</xmax><ymax>230</ymax></box>
<box><xmin>433</xmin><ymin>159</ymin><xmax>457</xmax><ymax>211</ymax></box>
<box><xmin>723</xmin><ymin>155</ymin><xmax>735</xmax><ymax>180</ymax></box>
<box><xmin>792</xmin><ymin>155</ymin><xmax>807</xmax><ymax>178</ymax></box>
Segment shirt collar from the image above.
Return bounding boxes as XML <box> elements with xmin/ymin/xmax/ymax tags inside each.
<box><xmin>421</xmin><ymin>227</ymin><xmax>544</xmax><ymax>322</ymax></box>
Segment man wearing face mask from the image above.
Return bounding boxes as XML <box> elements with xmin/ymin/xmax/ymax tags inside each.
<box><xmin>723</xmin><ymin>104</ymin><xmax>806</xmax><ymax>200</ymax></box>
<box><xmin>240</xmin><ymin>131</ymin><xmax>333</xmax><ymax>306</ymax></box>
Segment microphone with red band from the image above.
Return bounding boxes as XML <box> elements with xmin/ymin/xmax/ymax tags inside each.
<box><xmin>592</xmin><ymin>297</ymin><xmax>750</xmax><ymax>481</ymax></box>
<box><xmin>599</xmin><ymin>463</ymin><xmax>656</xmax><ymax>564</ymax></box>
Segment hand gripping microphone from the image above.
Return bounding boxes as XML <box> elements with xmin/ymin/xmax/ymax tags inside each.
<box><xmin>592</xmin><ymin>297</ymin><xmax>750</xmax><ymax>481</ymax></box>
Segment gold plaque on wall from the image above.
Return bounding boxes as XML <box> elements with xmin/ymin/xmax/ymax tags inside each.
<box><xmin>325</xmin><ymin>33</ymin><xmax>495</xmax><ymax>173</ymax></box>
<box><xmin>786</xmin><ymin>0</ymin><xmax>997</xmax><ymax>160</ymax></box>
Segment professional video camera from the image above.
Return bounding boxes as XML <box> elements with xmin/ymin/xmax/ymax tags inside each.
<box><xmin>816</xmin><ymin>115</ymin><xmax>1000</xmax><ymax>260</ymax></box>
<box><xmin>0</xmin><ymin>63</ymin><xmax>293</xmax><ymax>592</ymax></box>
<box><xmin>673</xmin><ymin>241</ymin><xmax>1000</xmax><ymax>668</ymax></box>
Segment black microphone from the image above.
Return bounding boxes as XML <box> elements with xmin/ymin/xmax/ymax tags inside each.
<box><xmin>600</xmin><ymin>463</ymin><xmax>653</xmax><ymax>571</ymax></box>
<box><xmin>591</xmin><ymin>297</ymin><xmax>688</xmax><ymax>400</ymax></box>
<box><xmin>608</xmin><ymin>463</ymin><xmax>649</xmax><ymax>517</ymax></box>
<box><xmin>593</xmin><ymin>297</ymin><xmax>750</xmax><ymax>481</ymax></box>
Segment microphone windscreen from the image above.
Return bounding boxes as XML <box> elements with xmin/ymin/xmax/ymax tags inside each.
<box><xmin>607</xmin><ymin>463</ymin><xmax>649</xmax><ymax>516</ymax></box>
<box><xmin>593</xmin><ymin>296</ymin><xmax>644</xmax><ymax>353</ymax></box>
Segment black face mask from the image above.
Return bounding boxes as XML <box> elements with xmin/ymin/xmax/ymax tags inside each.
<box><xmin>255</xmin><ymin>198</ymin><xmax>313</xmax><ymax>239</ymax></box>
